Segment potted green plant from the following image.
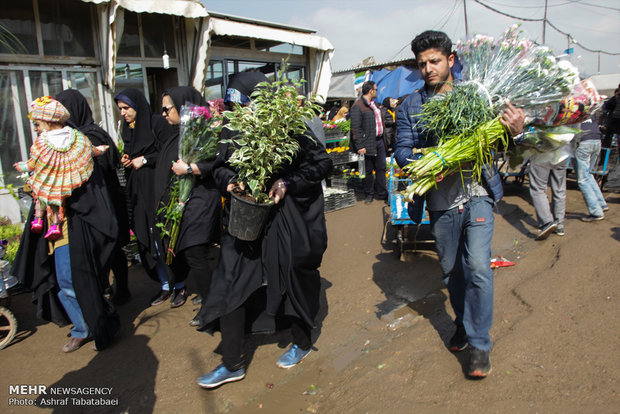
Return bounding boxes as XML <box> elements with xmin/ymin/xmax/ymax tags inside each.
<box><xmin>224</xmin><ymin>65</ymin><xmax>322</xmax><ymax>241</ymax></box>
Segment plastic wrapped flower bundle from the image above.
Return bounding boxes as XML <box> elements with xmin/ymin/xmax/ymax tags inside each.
<box><xmin>157</xmin><ymin>105</ymin><xmax>222</xmax><ymax>264</ymax></box>
<box><xmin>506</xmin><ymin>78</ymin><xmax>604</xmax><ymax>169</ymax></box>
<box><xmin>402</xmin><ymin>25</ymin><xmax>580</xmax><ymax>200</ymax></box>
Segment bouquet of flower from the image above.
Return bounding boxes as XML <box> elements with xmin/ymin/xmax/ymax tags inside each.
<box><xmin>157</xmin><ymin>104</ymin><xmax>221</xmax><ymax>264</ymax></box>
<box><xmin>507</xmin><ymin>125</ymin><xmax>580</xmax><ymax>169</ymax></box>
<box><xmin>401</xmin><ymin>25</ymin><xmax>580</xmax><ymax>200</ymax></box>
<box><xmin>531</xmin><ymin>78</ymin><xmax>604</xmax><ymax>127</ymax></box>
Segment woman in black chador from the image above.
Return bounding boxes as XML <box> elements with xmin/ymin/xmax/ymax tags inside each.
<box><xmin>197</xmin><ymin>72</ymin><xmax>333</xmax><ymax>389</ymax></box>
<box><xmin>153</xmin><ymin>86</ymin><xmax>222</xmax><ymax>311</ymax></box>
<box><xmin>12</xmin><ymin>162</ymin><xmax>121</xmax><ymax>352</ymax></box>
<box><xmin>114</xmin><ymin>88</ymin><xmax>174</xmax><ymax>305</ymax></box>
<box><xmin>56</xmin><ymin>89</ymin><xmax>131</xmax><ymax>305</ymax></box>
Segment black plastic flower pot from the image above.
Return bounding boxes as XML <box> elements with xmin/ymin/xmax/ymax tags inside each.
<box><xmin>228</xmin><ymin>190</ymin><xmax>274</xmax><ymax>241</ymax></box>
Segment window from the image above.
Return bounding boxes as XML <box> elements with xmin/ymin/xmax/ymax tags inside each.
<box><xmin>118</xmin><ymin>12</ymin><xmax>176</xmax><ymax>59</ymax></box>
<box><xmin>37</xmin><ymin>0</ymin><xmax>95</xmax><ymax>57</ymax></box>
<box><xmin>0</xmin><ymin>0</ymin><xmax>95</xmax><ymax>58</ymax></box>
<box><xmin>142</xmin><ymin>13</ymin><xmax>176</xmax><ymax>58</ymax></box>
<box><xmin>205</xmin><ymin>59</ymin><xmax>308</xmax><ymax>99</ymax></box>
<box><xmin>0</xmin><ymin>3</ymin><xmax>38</xmax><ymax>55</ymax></box>
<box><xmin>117</xmin><ymin>12</ymin><xmax>141</xmax><ymax>58</ymax></box>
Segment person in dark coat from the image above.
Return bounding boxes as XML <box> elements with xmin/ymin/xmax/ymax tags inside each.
<box><xmin>153</xmin><ymin>86</ymin><xmax>222</xmax><ymax>312</ymax></box>
<box><xmin>114</xmin><ymin>88</ymin><xmax>174</xmax><ymax>305</ymax></box>
<box><xmin>12</xmin><ymin>163</ymin><xmax>121</xmax><ymax>352</ymax></box>
<box><xmin>381</xmin><ymin>97</ymin><xmax>398</xmax><ymax>153</ymax></box>
<box><xmin>55</xmin><ymin>89</ymin><xmax>131</xmax><ymax>305</ymax></box>
<box><xmin>350</xmin><ymin>80</ymin><xmax>388</xmax><ymax>203</ymax></box>
<box><xmin>196</xmin><ymin>72</ymin><xmax>333</xmax><ymax>389</ymax></box>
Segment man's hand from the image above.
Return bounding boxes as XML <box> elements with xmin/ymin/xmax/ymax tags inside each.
<box><xmin>171</xmin><ymin>160</ymin><xmax>189</xmax><ymax>176</ymax></box>
<box><xmin>121</xmin><ymin>153</ymin><xmax>131</xmax><ymax>168</ymax></box>
<box><xmin>357</xmin><ymin>148</ymin><xmax>367</xmax><ymax>155</ymax></box>
<box><xmin>500</xmin><ymin>102</ymin><xmax>525</xmax><ymax>137</ymax></box>
<box><xmin>268</xmin><ymin>179</ymin><xmax>287</xmax><ymax>204</ymax></box>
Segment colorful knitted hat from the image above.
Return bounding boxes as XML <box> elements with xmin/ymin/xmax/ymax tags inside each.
<box><xmin>28</xmin><ymin>96</ymin><xmax>70</xmax><ymax>123</ymax></box>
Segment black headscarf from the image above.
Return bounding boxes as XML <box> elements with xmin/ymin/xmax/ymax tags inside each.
<box><xmin>154</xmin><ymin>86</ymin><xmax>208</xmax><ymax>204</ymax></box>
<box><xmin>114</xmin><ymin>88</ymin><xmax>156</xmax><ymax>157</ymax></box>
<box><xmin>225</xmin><ymin>71</ymin><xmax>269</xmax><ymax>107</ymax></box>
<box><xmin>56</xmin><ymin>88</ymin><xmax>129</xmax><ymax>246</ymax></box>
<box><xmin>163</xmin><ymin>86</ymin><xmax>207</xmax><ymax>113</ymax></box>
<box><xmin>56</xmin><ymin>89</ymin><xmax>120</xmax><ymax>170</ymax></box>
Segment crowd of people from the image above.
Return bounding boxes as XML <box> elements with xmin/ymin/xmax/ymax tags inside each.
<box><xmin>8</xmin><ymin>28</ymin><xmax>616</xmax><ymax>391</ymax></box>
<box><xmin>11</xmin><ymin>71</ymin><xmax>332</xmax><ymax>388</ymax></box>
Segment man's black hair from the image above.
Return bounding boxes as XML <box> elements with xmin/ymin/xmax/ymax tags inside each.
<box><xmin>411</xmin><ymin>30</ymin><xmax>453</xmax><ymax>57</ymax></box>
<box><xmin>362</xmin><ymin>81</ymin><xmax>376</xmax><ymax>95</ymax></box>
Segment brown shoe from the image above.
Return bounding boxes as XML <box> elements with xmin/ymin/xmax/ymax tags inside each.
<box><xmin>62</xmin><ymin>337</ymin><xmax>92</xmax><ymax>353</ymax></box>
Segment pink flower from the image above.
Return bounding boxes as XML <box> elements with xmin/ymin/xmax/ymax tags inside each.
<box><xmin>190</xmin><ymin>106</ymin><xmax>211</xmax><ymax>119</ymax></box>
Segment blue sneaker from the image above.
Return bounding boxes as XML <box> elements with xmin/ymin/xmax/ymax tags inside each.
<box><xmin>197</xmin><ymin>364</ymin><xmax>246</xmax><ymax>389</ymax></box>
<box><xmin>276</xmin><ymin>344</ymin><xmax>311</xmax><ymax>369</ymax></box>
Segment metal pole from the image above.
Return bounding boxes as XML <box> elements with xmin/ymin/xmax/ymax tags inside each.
<box><xmin>542</xmin><ymin>0</ymin><xmax>548</xmax><ymax>43</ymax></box>
<box><xmin>463</xmin><ymin>0</ymin><xmax>469</xmax><ymax>38</ymax></box>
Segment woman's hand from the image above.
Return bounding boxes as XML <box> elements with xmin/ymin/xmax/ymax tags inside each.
<box><xmin>226</xmin><ymin>182</ymin><xmax>244</xmax><ymax>193</ymax></box>
<box><xmin>500</xmin><ymin>102</ymin><xmax>526</xmax><ymax>137</ymax></box>
<box><xmin>171</xmin><ymin>160</ymin><xmax>189</xmax><ymax>176</ymax></box>
<box><xmin>121</xmin><ymin>153</ymin><xmax>132</xmax><ymax>168</ymax></box>
<box><xmin>269</xmin><ymin>179</ymin><xmax>287</xmax><ymax>204</ymax></box>
<box><xmin>131</xmin><ymin>156</ymin><xmax>145</xmax><ymax>170</ymax></box>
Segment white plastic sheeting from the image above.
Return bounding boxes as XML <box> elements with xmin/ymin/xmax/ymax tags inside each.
<box><xmin>81</xmin><ymin>0</ymin><xmax>208</xmax><ymax>18</ymax></box>
<box><xmin>327</xmin><ymin>72</ymin><xmax>357</xmax><ymax>99</ymax></box>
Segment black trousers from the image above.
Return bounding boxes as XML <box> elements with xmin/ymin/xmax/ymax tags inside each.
<box><xmin>109</xmin><ymin>243</ymin><xmax>129</xmax><ymax>294</ymax></box>
<box><xmin>175</xmin><ymin>243</ymin><xmax>218</xmax><ymax>298</ymax></box>
<box><xmin>220</xmin><ymin>306</ymin><xmax>312</xmax><ymax>371</ymax></box>
<box><xmin>362</xmin><ymin>138</ymin><xmax>388</xmax><ymax>199</ymax></box>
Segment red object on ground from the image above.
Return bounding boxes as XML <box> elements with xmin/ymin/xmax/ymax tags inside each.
<box><xmin>490</xmin><ymin>256</ymin><xmax>515</xmax><ymax>269</ymax></box>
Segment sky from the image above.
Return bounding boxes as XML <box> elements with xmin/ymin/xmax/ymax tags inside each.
<box><xmin>202</xmin><ymin>0</ymin><xmax>620</xmax><ymax>77</ymax></box>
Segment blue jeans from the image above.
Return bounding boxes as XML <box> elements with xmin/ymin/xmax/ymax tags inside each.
<box><xmin>575</xmin><ymin>140</ymin><xmax>607</xmax><ymax>217</ymax></box>
<box><xmin>429</xmin><ymin>196</ymin><xmax>495</xmax><ymax>351</ymax></box>
<box><xmin>54</xmin><ymin>245</ymin><xmax>91</xmax><ymax>339</ymax></box>
<box><xmin>156</xmin><ymin>259</ymin><xmax>184</xmax><ymax>291</ymax></box>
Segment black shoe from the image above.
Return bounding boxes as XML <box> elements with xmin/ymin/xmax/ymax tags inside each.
<box><xmin>364</xmin><ymin>196</ymin><xmax>373</xmax><ymax>205</ymax></box>
<box><xmin>192</xmin><ymin>294</ymin><xmax>202</xmax><ymax>305</ymax></box>
<box><xmin>449</xmin><ymin>325</ymin><xmax>468</xmax><ymax>352</ymax></box>
<box><xmin>150</xmin><ymin>290</ymin><xmax>171</xmax><ymax>306</ymax></box>
<box><xmin>468</xmin><ymin>347</ymin><xmax>491</xmax><ymax>378</ymax></box>
<box><xmin>170</xmin><ymin>287</ymin><xmax>188</xmax><ymax>308</ymax></box>
<box><xmin>536</xmin><ymin>221</ymin><xmax>557</xmax><ymax>241</ymax></box>
<box><xmin>189</xmin><ymin>314</ymin><xmax>200</xmax><ymax>326</ymax></box>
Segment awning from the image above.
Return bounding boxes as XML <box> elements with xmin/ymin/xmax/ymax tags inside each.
<box><xmin>193</xmin><ymin>17</ymin><xmax>334</xmax><ymax>103</ymax></box>
<box><xmin>208</xmin><ymin>18</ymin><xmax>333</xmax><ymax>51</ymax></box>
<box><xmin>327</xmin><ymin>72</ymin><xmax>357</xmax><ymax>99</ymax></box>
<box><xmin>81</xmin><ymin>0</ymin><xmax>208</xmax><ymax>18</ymax></box>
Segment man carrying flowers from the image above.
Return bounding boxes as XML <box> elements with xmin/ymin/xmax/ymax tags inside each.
<box><xmin>395</xmin><ymin>30</ymin><xmax>525</xmax><ymax>378</ymax></box>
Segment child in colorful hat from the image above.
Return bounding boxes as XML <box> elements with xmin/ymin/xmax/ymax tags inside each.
<box><xmin>13</xmin><ymin>96</ymin><xmax>108</xmax><ymax>240</ymax></box>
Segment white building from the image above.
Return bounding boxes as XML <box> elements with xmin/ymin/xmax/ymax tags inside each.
<box><xmin>0</xmin><ymin>0</ymin><xmax>334</xmax><ymax>195</ymax></box>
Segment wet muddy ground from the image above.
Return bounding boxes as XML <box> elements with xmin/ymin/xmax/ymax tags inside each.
<box><xmin>1</xmin><ymin>179</ymin><xmax>619</xmax><ymax>413</ymax></box>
